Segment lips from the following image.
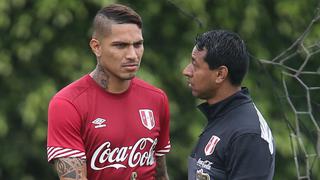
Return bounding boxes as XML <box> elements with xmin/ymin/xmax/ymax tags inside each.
<box><xmin>122</xmin><ymin>63</ymin><xmax>139</xmax><ymax>71</ymax></box>
<box><xmin>122</xmin><ymin>63</ymin><xmax>139</xmax><ymax>67</ymax></box>
<box><xmin>186</xmin><ymin>80</ymin><xmax>192</xmax><ymax>88</ymax></box>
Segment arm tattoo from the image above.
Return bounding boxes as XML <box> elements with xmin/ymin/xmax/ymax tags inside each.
<box><xmin>54</xmin><ymin>158</ymin><xmax>87</xmax><ymax>180</ymax></box>
<box><xmin>156</xmin><ymin>156</ymin><xmax>169</xmax><ymax>180</ymax></box>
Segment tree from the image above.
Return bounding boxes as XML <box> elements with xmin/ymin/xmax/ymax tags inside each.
<box><xmin>0</xmin><ymin>0</ymin><xmax>319</xmax><ymax>179</ymax></box>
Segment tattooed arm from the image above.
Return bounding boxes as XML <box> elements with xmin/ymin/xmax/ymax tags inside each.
<box><xmin>155</xmin><ymin>156</ymin><xmax>169</xmax><ymax>180</ymax></box>
<box><xmin>54</xmin><ymin>158</ymin><xmax>87</xmax><ymax>180</ymax></box>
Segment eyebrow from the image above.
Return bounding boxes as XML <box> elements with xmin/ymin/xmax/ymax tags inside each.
<box><xmin>111</xmin><ymin>40</ymin><xmax>144</xmax><ymax>45</ymax></box>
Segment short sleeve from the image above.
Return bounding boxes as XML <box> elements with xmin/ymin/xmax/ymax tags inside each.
<box><xmin>155</xmin><ymin>93</ymin><xmax>171</xmax><ymax>156</ymax></box>
<box><xmin>47</xmin><ymin>97</ymin><xmax>86</xmax><ymax>162</ymax></box>
<box><xmin>226</xmin><ymin>133</ymin><xmax>275</xmax><ymax>179</ymax></box>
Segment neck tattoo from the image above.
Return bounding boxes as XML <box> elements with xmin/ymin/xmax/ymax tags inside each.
<box><xmin>93</xmin><ymin>65</ymin><xmax>109</xmax><ymax>90</ymax></box>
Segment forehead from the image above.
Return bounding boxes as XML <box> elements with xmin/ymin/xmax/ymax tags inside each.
<box><xmin>192</xmin><ymin>46</ymin><xmax>207</xmax><ymax>60</ymax></box>
<box><xmin>107</xmin><ymin>23</ymin><xmax>143</xmax><ymax>41</ymax></box>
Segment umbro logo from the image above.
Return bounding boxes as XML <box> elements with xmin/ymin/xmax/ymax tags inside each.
<box><xmin>92</xmin><ymin>118</ymin><xmax>107</xmax><ymax>129</ymax></box>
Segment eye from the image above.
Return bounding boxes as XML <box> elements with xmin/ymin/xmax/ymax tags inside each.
<box><xmin>113</xmin><ymin>43</ymin><xmax>127</xmax><ymax>49</ymax></box>
<box><xmin>133</xmin><ymin>42</ymin><xmax>143</xmax><ymax>48</ymax></box>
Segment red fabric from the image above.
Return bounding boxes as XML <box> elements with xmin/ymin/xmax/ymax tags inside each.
<box><xmin>47</xmin><ymin>75</ymin><xmax>170</xmax><ymax>180</ymax></box>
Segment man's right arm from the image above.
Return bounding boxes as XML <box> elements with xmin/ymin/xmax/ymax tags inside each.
<box><xmin>54</xmin><ymin>158</ymin><xmax>87</xmax><ymax>180</ymax></box>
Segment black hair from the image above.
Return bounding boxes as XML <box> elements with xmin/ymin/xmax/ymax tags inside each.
<box><xmin>195</xmin><ymin>29</ymin><xmax>249</xmax><ymax>85</ymax></box>
<box><xmin>92</xmin><ymin>4</ymin><xmax>142</xmax><ymax>38</ymax></box>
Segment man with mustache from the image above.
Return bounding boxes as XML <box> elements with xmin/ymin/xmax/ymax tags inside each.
<box><xmin>47</xmin><ymin>4</ymin><xmax>170</xmax><ymax>180</ymax></box>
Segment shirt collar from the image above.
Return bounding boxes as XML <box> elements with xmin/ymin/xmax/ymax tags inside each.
<box><xmin>197</xmin><ymin>87</ymin><xmax>252</xmax><ymax>121</ymax></box>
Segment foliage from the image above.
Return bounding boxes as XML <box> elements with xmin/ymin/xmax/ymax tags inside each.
<box><xmin>0</xmin><ymin>0</ymin><xmax>319</xmax><ymax>179</ymax></box>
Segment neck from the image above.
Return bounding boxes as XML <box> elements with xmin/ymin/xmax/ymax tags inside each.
<box><xmin>207</xmin><ymin>83</ymin><xmax>241</xmax><ymax>105</ymax></box>
<box><xmin>90</xmin><ymin>65</ymin><xmax>131</xmax><ymax>94</ymax></box>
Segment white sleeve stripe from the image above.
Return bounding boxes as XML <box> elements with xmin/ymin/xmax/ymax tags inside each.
<box><xmin>69</xmin><ymin>153</ymin><xmax>86</xmax><ymax>158</ymax></box>
<box><xmin>155</xmin><ymin>153</ymin><xmax>165</xmax><ymax>156</ymax></box>
<box><xmin>47</xmin><ymin>147</ymin><xmax>54</xmax><ymax>152</ymax></box>
<box><xmin>47</xmin><ymin>147</ymin><xmax>61</xmax><ymax>154</ymax></box>
<box><xmin>48</xmin><ymin>149</ymin><xmax>73</xmax><ymax>161</ymax></box>
<box><xmin>47</xmin><ymin>147</ymin><xmax>85</xmax><ymax>162</ymax></box>
<box><xmin>164</xmin><ymin>145</ymin><xmax>171</xmax><ymax>148</ymax></box>
<box><xmin>254</xmin><ymin>105</ymin><xmax>274</xmax><ymax>154</ymax></box>
<box><xmin>54</xmin><ymin>150</ymin><xmax>82</xmax><ymax>158</ymax></box>
<box><xmin>48</xmin><ymin>150</ymin><xmax>84</xmax><ymax>162</ymax></box>
<box><xmin>47</xmin><ymin>147</ymin><xmax>63</xmax><ymax>158</ymax></box>
<box><xmin>49</xmin><ymin>149</ymin><xmax>78</xmax><ymax>160</ymax></box>
<box><xmin>54</xmin><ymin>152</ymin><xmax>86</xmax><ymax>159</ymax></box>
<box><xmin>157</xmin><ymin>149</ymin><xmax>170</xmax><ymax>153</ymax></box>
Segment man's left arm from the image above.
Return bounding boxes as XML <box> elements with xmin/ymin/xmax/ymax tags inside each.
<box><xmin>227</xmin><ymin>133</ymin><xmax>275</xmax><ymax>180</ymax></box>
<box><xmin>156</xmin><ymin>155</ymin><xmax>169</xmax><ymax>180</ymax></box>
<box><xmin>155</xmin><ymin>93</ymin><xmax>170</xmax><ymax>180</ymax></box>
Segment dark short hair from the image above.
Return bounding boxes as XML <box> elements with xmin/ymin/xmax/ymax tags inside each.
<box><xmin>92</xmin><ymin>4</ymin><xmax>142</xmax><ymax>38</ymax></box>
<box><xmin>195</xmin><ymin>30</ymin><xmax>249</xmax><ymax>86</ymax></box>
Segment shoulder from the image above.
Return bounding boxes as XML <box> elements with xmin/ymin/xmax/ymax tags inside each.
<box><xmin>52</xmin><ymin>75</ymin><xmax>92</xmax><ymax>103</ymax></box>
<box><xmin>226</xmin><ymin>103</ymin><xmax>274</xmax><ymax>150</ymax></box>
<box><xmin>225</xmin><ymin>102</ymin><xmax>265</xmax><ymax>135</ymax></box>
<box><xmin>132</xmin><ymin>77</ymin><xmax>168</xmax><ymax>99</ymax></box>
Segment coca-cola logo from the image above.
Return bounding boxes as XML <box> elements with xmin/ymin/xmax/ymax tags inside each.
<box><xmin>91</xmin><ymin>138</ymin><xmax>158</xmax><ymax>170</ymax></box>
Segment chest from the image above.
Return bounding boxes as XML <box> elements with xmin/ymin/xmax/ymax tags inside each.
<box><xmin>80</xmin><ymin>93</ymin><xmax>161</xmax><ymax>148</ymax></box>
<box><xmin>194</xmin><ymin>133</ymin><xmax>224</xmax><ymax>164</ymax></box>
<box><xmin>192</xmin><ymin>119</ymin><xmax>230</xmax><ymax>170</ymax></box>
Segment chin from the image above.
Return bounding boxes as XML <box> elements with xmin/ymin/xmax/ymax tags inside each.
<box><xmin>192</xmin><ymin>91</ymin><xmax>207</xmax><ymax>100</ymax></box>
<box><xmin>192</xmin><ymin>91</ymin><xmax>199</xmax><ymax>97</ymax></box>
<box><xmin>122</xmin><ymin>74</ymin><xmax>136</xmax><ymax>80</ymax></box>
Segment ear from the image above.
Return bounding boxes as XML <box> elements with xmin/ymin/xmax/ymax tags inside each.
<box><xmin>215</xmin><ymin>66</ymin><xmax>228</xmax><ymax>84</ymax></box>
<box><xmin>89</xmin><ymin>38</ymin><xmax>101</xmax><ymax>57</ymax></box>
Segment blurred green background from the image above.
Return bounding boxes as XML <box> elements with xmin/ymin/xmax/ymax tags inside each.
<box><xmin>0</xmin><ymin>0</ymin><xmax>319</xmax><ymax>179</ymax></box>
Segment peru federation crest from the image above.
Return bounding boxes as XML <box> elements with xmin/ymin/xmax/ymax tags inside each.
<box><xmin>139</xmin><ymin>109</ymin><xmax>155</xmax><ymax>130</ymax></box>
<box><xmin>204</xmin><ymin>135</ymin><xmax>220</xmax><ymax>156</ymax></box>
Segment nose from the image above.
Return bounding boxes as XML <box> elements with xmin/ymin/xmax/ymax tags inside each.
<box><xmin>126</xmin><ymin>45</ymin><xmax>138</xmax><ymax>60</ymax></box>
<box><xmin>183</xmin><ymin>63</ymin><xmax>193</xmax><ymax>77</ymax></box>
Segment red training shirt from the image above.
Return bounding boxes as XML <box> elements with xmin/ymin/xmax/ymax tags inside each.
<box><xmin>47</xmin><ymin>75</ymin><xmax>171</xmax><ymax>180</ymax></box>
